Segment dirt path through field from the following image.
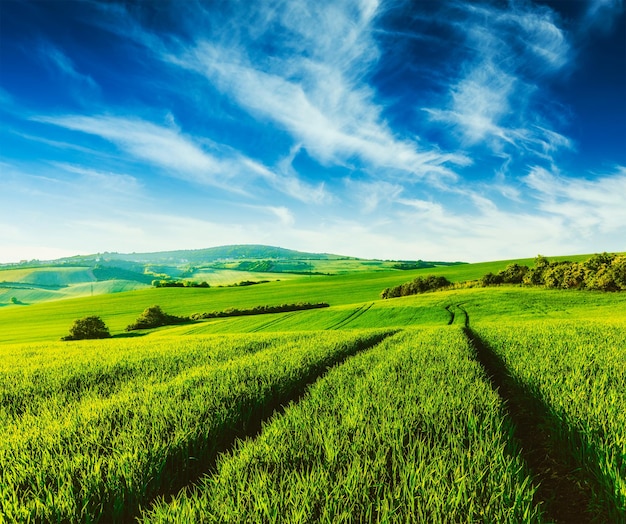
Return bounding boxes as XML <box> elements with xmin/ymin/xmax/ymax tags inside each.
<box><xmin>458</xmin><ymin>306</ymin><xmax>605</xmax><ymax>524</ymax></box>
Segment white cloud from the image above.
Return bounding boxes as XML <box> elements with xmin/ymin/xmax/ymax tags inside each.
<box><xmin>346</xmin><ymin>179</ymin><xmax>404</xmax><ymax>213</ymax></box>
<box><xmin>36</xmin><ymin>115</ymin><xmax>221</xmax><ymax>178</ymax></box>
<box><xmin>38</xmin><ymin>41</ymin><xmax>100</xmax><ymax>101</ymax></box>
<box><xmin>426</xmin><ymin>2</ymin><xmax>572</xmax><ymax>160</ymax></box>
<box><xmin>239</xmin><ymin>157</ymin><xmax>329</xmax><ymax>204</ymax></box>
<box><xmin>34</xmin><ymin>114</ymin><xmax>324</xmax><ymax>202</ymax></box>
<box><xmin>585</xmin><ymin>0</ymin><xmax>624</xmax><ymax>31</ymax></box>
<box><xmin>164</xmin><ymin>0</ymin><xmax>466</xmax><ymax>183</ymax></box>
<box><xmin>51</xmin><ymin>164</ymin><xmax>143</xmax><ymax>195</ymax></box>
<box><xmin>525</xmin><ymin>165</ymin><xmax>626</xmax><ymax>236</ymax></box>
<box><xmin>266</xmin><ymin>206</ymin><xmax>295</xmax><ymax>226</ymax></box>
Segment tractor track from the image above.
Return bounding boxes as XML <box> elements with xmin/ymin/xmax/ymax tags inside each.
<box><xmin>444</xmin><ymin>305</ymin><xmax>455</xmax><ymax>325</ymax></box>
<box><xmin>458</xmin><ymin>305</ymin><xmax>605</xmax><ymax>524</ymax></box>
<box><xmin>249</xmin><ymin>310</ymin><xmax>301</xmax><ymax>332</ymax></box>
<box><xmin>327</xmin><ymin>302</ymin><xmax>374</xmax><ymax>330</ymax></box>
<box><xmin>139</xmin><ymin>330</ymin><xmax>396</xmax><ymax>521</ymax></box>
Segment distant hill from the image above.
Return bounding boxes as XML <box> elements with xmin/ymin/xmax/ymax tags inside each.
<box><xmin>78</xmin><ymin>244</ymin><xmax>344</xmax><ymax>265</ymax></box>
<box><xmin>0</xmin><ymin>244</ymin><xmax>468</xmax><ymax>307</ymax></box>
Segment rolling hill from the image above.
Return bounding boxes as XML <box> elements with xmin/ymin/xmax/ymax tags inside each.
<box><xmin>0</xmin><ymin>244</ymin><xmax>465</xmax><ymax>307</ymax></box>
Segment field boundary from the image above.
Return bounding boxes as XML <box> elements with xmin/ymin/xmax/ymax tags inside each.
<box><xmin>460</xmin><ymin>306</ymin><xmax>607</xmax><ymax>523</ymax></box>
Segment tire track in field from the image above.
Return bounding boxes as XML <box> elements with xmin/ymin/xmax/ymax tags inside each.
<box><xmin>458</xmin><ymin>306</ymin><xmax>606</xmax><ymax>524</ymax></box>
<box><xmin>140</xmin><ymin>330</ymin><xmax>397</xmax><ymax>519</ymax></box>
<box><xmin>327</xmin><ymin>302</ymin><xmax>374</xmax><ymax>330</ymax></box>
<box><xmin>249</xmin><ymin>311</ymin><xmax>301</xmax><ymax>332</ymax></box>
<box><xmin>444</xmin><ymin>305</ymin><xmax>455</xmax><ymax>325</ymax></box>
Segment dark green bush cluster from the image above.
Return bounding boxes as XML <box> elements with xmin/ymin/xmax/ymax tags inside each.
<box><xmin>191</xmin><ymin>302</ymin><xmax>329</xmax><ymax>320</ymax></box>
<box><xmin>381</xmin><ymin>275</ymin><xmax>452</xmax><ymax>299</ymax></box>
<box><xmin>126</xmin><ymin>305</ymin><xmax>190</xmax><ymax>331</ymax></box>
<box><xmin>480</xmin><ymin>263</ymin><xmax>528</xmax><ymax>286</ymax></box>
<box><xmin>62</xmin><ymin>316</ymin><xmax>111</xmax><ymax>341</ymax></box>
<box><xmin>234</xmin><ymin>280</ymin><xmax>268</xmax><ymax>287</ymax></box>
<box><xmin>152</xmin><ymin>280</ymin><xmax>210</xmax><ymax>288</ymax></box>
<box><xmin>481</xmin><ymin>253</ymin><xmax>626</xmax><ymax>291</ymax></box>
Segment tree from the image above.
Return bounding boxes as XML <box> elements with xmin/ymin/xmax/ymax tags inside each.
<box><xmin>524</xmin><ymin>255</ymin><xmax>549</xmax><ymax>286</ymax></box>
<box><xmin>63</xmin><ymin>316</ymin><xmax>111</xmax><ymax>340</ymax></box>
<box><xmin>610</xmin><ymin>255</ymin><xmax>626</xmax><ymax>290</ymax></box>
<box><xmin>126</xmin><ymin>305</ymin><xmax>189</xmax><ymax>331</ymax></box>
<box><xmin>500</xmin><ymin>263</ymin><xmax>528</xmax><ymax>284</ymax></box>
<box><xmin>481</xmin><ymin>272</ymin><xmax>503</xmax><ymax>286</ymax></box>
<box><xmin>583</xmin><ymin>252</ymin><xmax>615</xmax><ymax>272</ymax></box>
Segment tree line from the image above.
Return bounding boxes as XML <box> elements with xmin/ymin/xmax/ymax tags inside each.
<box><xmin>381</xmin><ymin>253</ymin><xmax>626</xmax><ymax>300</ymax></box>
<box><xmin>481</xmin><ymin>253</ymin><xmax>626</xmax><ymax>291</ymax></box>
<box><xmin>152</xmin><ymin>280</ymin><xmax>210</xmax><ymax>288</ymax></box>
<box><xmin>63</xmin><ymin>303</ymin><xmax>330</xmax><ymax>340</ymax></box>
<box><xmin>381</xmin><ymin>275</ymin><xmax>452</xmax><ymax>299</ymax></box>
<box><xmin>190</xmin><ymin>302</ymin><xmax>329</xmax><ymax>320</ymax></box>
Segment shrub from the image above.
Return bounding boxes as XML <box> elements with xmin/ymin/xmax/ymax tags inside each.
<box><xmin>62</xmin><ymin>316</ymin><xmax>111</xmax><ymax>341</ymax></box>
<box><xmin>126</xmin><ymin>305</ymin><xmax>189</xmax><ymax>331</ymax></box>
<box><xmin>481</xmin><ymin>272</ymin><xmax>503</xmax><ymax>286</ymax></box>
<box><xmin>500</xmin><ymin>263</ymin><xmax>528</xmax><ymax>284</ymax></box>
<box><xmin>381</xmin><ymin>275</ymin><xmax>452</xmax><ymax>299</ymax></box>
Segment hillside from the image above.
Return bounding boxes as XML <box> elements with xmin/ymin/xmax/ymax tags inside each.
<box><xmin>0</xmin><ymin>251</ymin><xmax>625</xmax><ymax>522</ymax></box>
<box><xmin>0</xmin><ymin>244</ymin><xmax>466</xmax><ymax>307</ymax></box>
<box><xmin>45</xmin><ymin>245</ymin><xmax>344</xmax><ymax>266</ymax></box>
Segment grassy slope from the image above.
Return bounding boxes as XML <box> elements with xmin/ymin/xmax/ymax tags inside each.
<box><xmin>152</xmin><ymin>286</ymin><xmax>626</xmax><ymax>338</ymax></box>
<box><xmin>0</xmin><ymin>252</ymin><xmax>597</xmax><ymax>309</ymax></box>
<box><xmin>0</xmin><ymin>267</ymin><xmax>95</xmax><ymax>285</ymax></box>
<box><xmin>1</xmin><ymin>256</ymin><xmax>625</xmax><ymax>344</ymax></box>
<box><xmin>0</xmin><ymin>256</ymin><xmax>507</xmax><ymax>343</ymax></box>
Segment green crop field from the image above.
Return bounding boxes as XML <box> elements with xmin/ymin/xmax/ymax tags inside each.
<box><xmin>0</xmin><ymin>252</ymin><xmax>624</xmax><ymax>522</ymax></box>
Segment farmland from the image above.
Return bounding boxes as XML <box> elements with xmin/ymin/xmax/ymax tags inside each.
<box><xmin>0</xmin><ymin>252</ymin><xmax>624</xmax><ymax>522</ymax></box>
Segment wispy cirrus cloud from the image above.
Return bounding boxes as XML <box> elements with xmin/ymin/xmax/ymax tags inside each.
<box><xmin>38</xmin><ymin>41</ymin><xmax>99</xmax><ymax>98</ymax></box>
<box><xmin>163</xmin><ymin>0</ymin><xmax>467</xmax><ymax>183</ymax></box>
<box><xmin>345</xmin><ymin>179</ymin><xmax>404</xmax><ymax>213</ymax></box>
<box><xmin>525</xmin><ymin>165</ymin><xmax>626</xmax><ymax>236</ymax></box>
<box><xmin>265</xmin><ymin>206</ymin><xmax>296</xmax><ymax>227</ymax></box>
<box><xmin>585</xmin><ymin>0</ymin><xmax>624</xmax><ymax>31</ymax></box>
<box><xmin>50</xmin><ymin>163</ymin><xmax>143</xmax><ymax>196</ymax></box>
<box><xmin>33</xmin><ymin>114</ymin><xmax>326</xmax><ymax>203</ymax></box>
<box><xmin>425</xmin><ymin>2</ymin><xmax>572</xmax><ymax>160</ymax></box>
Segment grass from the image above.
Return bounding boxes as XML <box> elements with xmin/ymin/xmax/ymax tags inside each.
<box><xmin>473</xmin><ymin>319</ymin><xmax>626</xmax><ymax>521</ymax></box>
<box><xmin>0</xmin><ymin>329</ymin><xmax>391</xmax><ymax>523</ymax></box>
<box><xmin>2</xmin><ymin>254</ymin><xmax>613</xmax><ymax>344</ymax></box>
<box><xmin>143</xmin><ymin>327</ymin><xmax>542</xmax><ymax>523</ymax></box>
<box><xmin>1</xmin><ymin>252</ymin><xmax>625</xmax><ymax>522</ymax></box>
<box><xmin>190</xmin><ymin>269</ymin><xmax>303</xmax><ymax>286</ymax></box>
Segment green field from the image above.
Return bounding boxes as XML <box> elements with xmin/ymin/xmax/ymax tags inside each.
<box><xmin>0</xmin><ymin>253</ymin><xmax>624</xmax><ymax>522</ymax></box>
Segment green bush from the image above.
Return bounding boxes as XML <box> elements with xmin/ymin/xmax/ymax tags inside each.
<box><xmin>381</xmin><ymin>275</ymin><xmax>452</xmax><ymax>299</ymax></box>
<box><xmin>62</xmin><ymin>316</ymin><xmax>111</xmax><ymax>341</ymax></box>
<box><xmin>126</xmin><ymin>305</ymin><xmax>189</xmax><ymax>331</ymax></box>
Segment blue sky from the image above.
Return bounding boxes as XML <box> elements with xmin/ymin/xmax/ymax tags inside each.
<box><xmin>1</xmin><ymin>0</ymin><xmax>624</xmax><ymax>263</ymax></box>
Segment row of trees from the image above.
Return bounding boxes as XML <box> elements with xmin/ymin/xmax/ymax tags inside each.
<box><xmin>381</xmin><ymin>275</ymin><xmax>452</xmax><ymax>299</ymax></box>
<box><xmin>482</xmin><ymin>253</ymin><xmax>626</xmax><ymax>291</ymax></box>
<box><xmin>380</xmin><ymin>253</ymin><xmax>625</xmax><ymax>301</ymax></box>
<box><xmin>152</xmin><ymin>280</ymin><xmax>210</xmax><ymax>288</ymax></box>
<box><xmin>62</xmin><ymin>305</ymin><xmax>189</xmax><ymax>340</ymax></box>
<box><xmin>125</xmin><ymin>305</ymin><xmax>189</xmax><ymax>331</ymax></box>
<box><xmin>190</xmin><ymin>302</ymin><xmax>329</xmax><ymax>320</ymax></box>
<box><xmin>62</xmin><ymin>302</ymin><xmax>330</xmax><ymax>340</ymax></box>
